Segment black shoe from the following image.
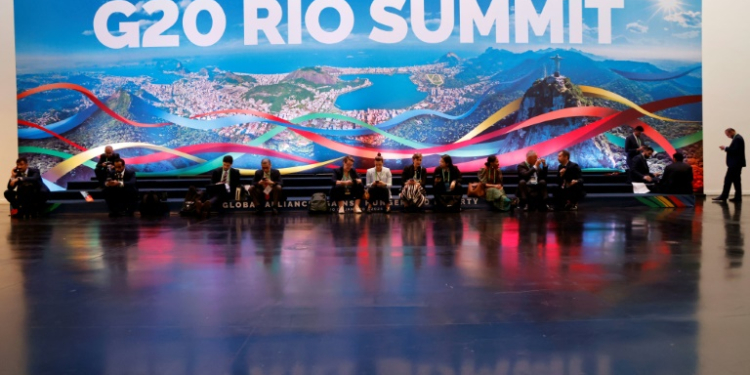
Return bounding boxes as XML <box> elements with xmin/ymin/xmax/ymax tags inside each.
<box><xmin>730</xmin><ymin>198</ymin><xmax>743</xmax><ymax>203</ymax></box>
<box><xmin>271</xmin><ymin>208</ymin><xmax>279</xmax><ymax>215</ymax></box>
<box><xmin>712</xmin><ymin>197</ymin><xmax>727</xmax><ymax>201</ymax></box>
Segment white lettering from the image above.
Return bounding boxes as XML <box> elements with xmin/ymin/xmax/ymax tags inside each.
<box><xmin>244</xmin><ymin>0</ymin><xmax>285</xmax><ymax>45</ymax></box>
<box><xmin>459</xmin><ymin>0</ymin><xmax>509</xmax><ymax>43</ymax></box>
<box><xmin>142</xmin><ymin>0</ymin><xmax>180</xmax><ymax>48</ymax></box>
<box><xmin>306</xmin><ymin>0</ymin><xmax>355</xmax><ymax>44</ymax></box>
<box><xmin>369</xmin><ymin>0</ymin><xmax>408</xmax><ymax>44</ymax></box>
<box><xmin>288</xmin><ymin>0</ymin><xmax>302</xmax><ymax>44</ymax></box>
<box><xmin>585</xmin><ymin>0</ymin><xmax>624</xmax><ymax>44</ymax></box>
<box><xmin>569</xmin><ymin>0</ymin><xmax>583</xmax><ymax>43</ymax></box>
<box><xmin>411</xmin><ymin>0</ymin><xmax>454</xmax><ymax>43</ymax></box>
<box><xmin>183</xmin><ymin>0</ymin><xmax>226</xmax><ymax>47</ymax></box>
<box><xmin>515</xmin><ymin>0</ymin><xmax>564</xmax><ymax>43</ymax></box>
<box><xmin>94</xmin><ymin>1</ymin><xmax>140</xmax><ymax>49</ymax></box>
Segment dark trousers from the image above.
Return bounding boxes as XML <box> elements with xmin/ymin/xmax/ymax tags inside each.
<box><xmin>95</xmin><ymin>168</ymin><xmax>111</xmax><ymax>187</ymax></box>
<box><xmin>554</xmin><ymin>184</ymin><xmax>584</xmax><ymax>208</ymax></box>
<box><xmin>103</xmin><ymin>187</ymin><xmax>138</xmax><ymax>214</ymax></box>
<box><xmin>517</xmin><ymin>180</ymin><xmax>548</xmax><ymax>207</ymax></box>
<box><xmin>433</xmin><ymin>182</ymin><xmax>464</xmax><ymax>210</ymax></box>
<box><xmin>4</xmin><ymin>188</ymin><xmax>49</xmax><ymax>215</ymax></box>
<box><xmin>249</xmin><ymin>185</ymin><xmax>282</xmax><ymax>209</ymax></box>
<box><xmin>367</xmin><ymin>186</ymin><xmax>390</xmax><ymax>204</ymax></box>
<box><xmin>720</xmin><ymin>167</ymin><xmax>743</xmax><ymax>200</ymax></box>
<box><xmin>330</xmin><ymin>183</ymin><xmax>364</xmax><ymax>203</ymax></box>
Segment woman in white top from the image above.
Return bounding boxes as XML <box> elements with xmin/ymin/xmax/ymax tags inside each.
<box><xmin>365</xmin><ymin>153</ymin><xmax>393</xmax><ymax>213</ymax></box>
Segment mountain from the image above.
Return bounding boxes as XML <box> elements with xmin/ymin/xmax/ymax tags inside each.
<box><xmin>436</xmin><ymin>52</ymin><xmax>461</xmax><ymax>67</ymax></box>
<box><xmin>157</xmin><ymin>59</ymin><xmax>189</xmax><ymax>74</ymax></box>
<box><xmin>494</xmin><ymin>75</ymin><xmax>621</xmax><ymax>169</ymax></box>
<box><xmin>283</xmin><ymin>67</ymin><xmax>339</xmax><ymax>86</ymax></box>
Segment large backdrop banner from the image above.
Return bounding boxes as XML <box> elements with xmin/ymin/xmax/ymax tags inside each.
<box><xmin>14</xmin><ymin>0</ymin><xmax>703</xmax><ymax>191</ymax></box>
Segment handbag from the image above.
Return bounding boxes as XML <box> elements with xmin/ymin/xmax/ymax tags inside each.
<box><xmin>467</xmin><ymin>182</ymin><xmax>486</xmax><ymax>198</ymax></box>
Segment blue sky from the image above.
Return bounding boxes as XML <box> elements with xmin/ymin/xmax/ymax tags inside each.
<box><xmin>14</xmin><ymin>0</ymin><xmax>702</xmax><ymax>70</ymax></box>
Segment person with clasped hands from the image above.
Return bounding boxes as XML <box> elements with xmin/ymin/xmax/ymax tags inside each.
<box><xmin>330</xmin><ymin>155</ymin><xmax>364</xmax><ymax>214</ymax></box>
<box><xmin>103</xmin><ymin>159</ymin><xmax>138</xmax><ymax>217</ymax></box>
<box><xmin>4</xmin><ymin>157</ymin><xmax>50</xmax><ymax>218</ymax></box>
<box><xmin>517</xmin><ymin>150</ymin><xmax>549</xmax><ymax>211</ymax></box>
<box><xmin>365</xmin><ymin>153</ymin><xmax>393</xmax><ymax>213</ymax></box>
<box><xmin>250</xmin><ymin>158</ymin><xmax>283</xmax><ymax>215</ymax></box>
<box><xmin>713</xmin><ymin>128</ymin><xmax>746</xmax><ymax>203</ymax></box>
<box><xmin>554</xmin><ymin>150</ymin><xmax>585</xmax><ymax>211</ymax></box>
<box><xmin>400</xmin><ymin>153</ymin><xmax>428</xmax><ymax>211</ymax></box>
<box><xmin>433</xmin><ymin>154</ymin><xmax>464</xmax><ymax>211</ymax></box>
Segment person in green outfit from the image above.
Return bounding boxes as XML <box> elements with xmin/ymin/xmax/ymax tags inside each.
<box><xmin>479</xmin><ymin>155</ymin><xmax>513</xmax><ymax>212</ymax></box>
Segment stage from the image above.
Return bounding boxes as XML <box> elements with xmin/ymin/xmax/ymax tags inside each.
<box><xmin>0</xmin><ymin>201</ymin><xmax>747</xmax><ymax>375</ymax></box>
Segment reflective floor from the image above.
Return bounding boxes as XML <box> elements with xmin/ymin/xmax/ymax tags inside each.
<box><xmin>0</xmin><ymin>203</ymin><xmax>747</xmax><ymax>375</ymax></box>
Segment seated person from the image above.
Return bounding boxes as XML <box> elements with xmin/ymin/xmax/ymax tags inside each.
<box><xmin>517</xmin><ymin>150</ymin><xmax>549</xmax><ymax>211</ymax></box>
<box><xmin>478</xmin><ymin>155</ymin><xmax>512</xmax><ymax>212</ymax></box>
<box><xmin>249</xmin><ymin>158</ymin><xmax>283</xmax><ymax>214</ymax></box>
<box><xmin>103</xmin><ymin>159</ymin><xmax>138</xmax><ymax>217</ymax></box>
<box><xmin>433</xmin><ymin>154</ymin><xmax>464</xmax><ymax>211</ymax></box>
<box><xmin>330</xmin><ymin>156</ymin><xmax>364</xmax><ymax>214</ymax></box>
<box><xmin>400</xmin><ymin>153</ymin><xmax>428</xmax><ymax>211</ymax></box>
<box><xmin>631</xmin><ymin>146</ymin><xmax>658</xmax><ymax>184</ymax></box>
<box><xmin>656</xmin><ymin>153</ymin><xmax>694</xmax><ymax>194</ymax></box>
<box><xmin>95</xmin><ymin>145</ymin><xmax>121</xmax><ymax>187</ymax></box>
<box><xmin>207</xmin><ymin>155</ymin><xmax>241</xmax><ymax>209</ymax></box>
<box><xmin>554</xmin><ymin>150</ymin><xmax>585</xmax><ymax>211</ymax></box>
<box><xmin>4</xmin><ymin>157</ymin><xmax>50</xmax><ymax>218</ymax></box>
<box><xmin>365</xmin><ymin>153</ymin><xmax>393</xmax><ymax>213</ymax></box>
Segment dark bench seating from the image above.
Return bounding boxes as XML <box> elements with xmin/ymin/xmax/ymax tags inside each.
<box><xmin>39</xmin><ymin>172</ymin><xmax>695</xmax><ymax>214</ymax></box>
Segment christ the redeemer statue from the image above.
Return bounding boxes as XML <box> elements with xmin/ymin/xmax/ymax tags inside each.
<box><xmin>551</xmin><ymin>54</ymin><xmax>563</xmax><ymax>76</ymax></box>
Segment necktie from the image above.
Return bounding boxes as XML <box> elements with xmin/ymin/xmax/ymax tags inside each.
<box><xmin>221</xmin><ymin>170</ymin><xmax>228</xmax><ymax>184</ymax></box>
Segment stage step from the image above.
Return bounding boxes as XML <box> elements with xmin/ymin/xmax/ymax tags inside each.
<box><xmin>41</xmin><ymin>193</ymin><xmax>695</xmax><ymax>215</ymax></box>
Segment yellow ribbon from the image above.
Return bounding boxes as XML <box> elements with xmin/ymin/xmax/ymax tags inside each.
<box><xmin>43</xmin><ymin>143</ymin><xmax>206</xmax><ymax>182</ymax></box>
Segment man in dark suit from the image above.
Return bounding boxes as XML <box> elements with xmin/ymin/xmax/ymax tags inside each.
<box><xmin>714</xmin><ymin>128</ymin><xmax>746</xmax><ymax>203</ymax></box>
<box><xmin>554</xmin><ymin>150</ymin><xmax>585</xmax><ymax>211</ymax></box>
<box><xmin>625</xmin><ymin>126</ymin><xmax>646</xmax><ymax>180</ymax></box>
<box><xmin>5</xmin><ymin>157</ymin><xmax>50</xmax><ymax>218</ymax></box>
<box><xmin>249</xmin><ymin>158</ymin><xmax>283</xmax><ymax>214</ymax></box>
<box><xmin>208</xmin><ymin>155</ymin><xmax>242</xmax><ymax>208</ymax></box>
<box><xmin>658</xmin><ymin>153</ymin><xmax>694</xmax><ymax>195</ymax></box>
<box><xmin>517</xmin><ymin>150</ymin><xmax>549</xmax><ymax>211</ymax></box>
<box><xmin>630</xmin><ymin>146</ymin><xmax>657</xmax><ymax>184</ymax></box>
<box><xmin>103</xmin><ymin>159</ymin><xmax>138</xmax><ymax>217</ymax></box>
<box><xmin>95</xmin><ymin>145</ymin><xmax>121</xmax><ymax>187</ymax></box>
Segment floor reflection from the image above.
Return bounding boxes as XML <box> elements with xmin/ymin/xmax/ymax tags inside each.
<box><xmin>0</xmin><ymin>205</ymin><xmax>744</xmax><ymax>374</ymax></box>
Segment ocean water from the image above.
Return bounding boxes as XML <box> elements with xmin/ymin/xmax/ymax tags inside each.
<box><xmin>190</xmin><ymin>49</ymin><xmax>465</xmax><ymax>74</ymax></box>
<box><xmin>334</xmin><ymin>74</ymin><xmax>427</xmax><ymax>110</ymax></box>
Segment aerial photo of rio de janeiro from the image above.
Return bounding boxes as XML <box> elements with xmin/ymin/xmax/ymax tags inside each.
<box><xmin>15</xmin><ymin>0</ymin><xmax>703</xmax><ymax>192</ymax></box>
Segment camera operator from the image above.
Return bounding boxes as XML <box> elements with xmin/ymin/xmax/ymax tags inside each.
<box><xmin>95</xmin><ymin>145</ymin><xmax>121</xmax><ymax>188</ymax></box>
<box><xmin>4</xmin><ymin>157</ymin><xmax>50</xmax><ymax>218</ymax></box>
<box><xmin>103</xmin><ymin>159</ymin><xmax>138</xmax><ymax>217</ymax></box>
